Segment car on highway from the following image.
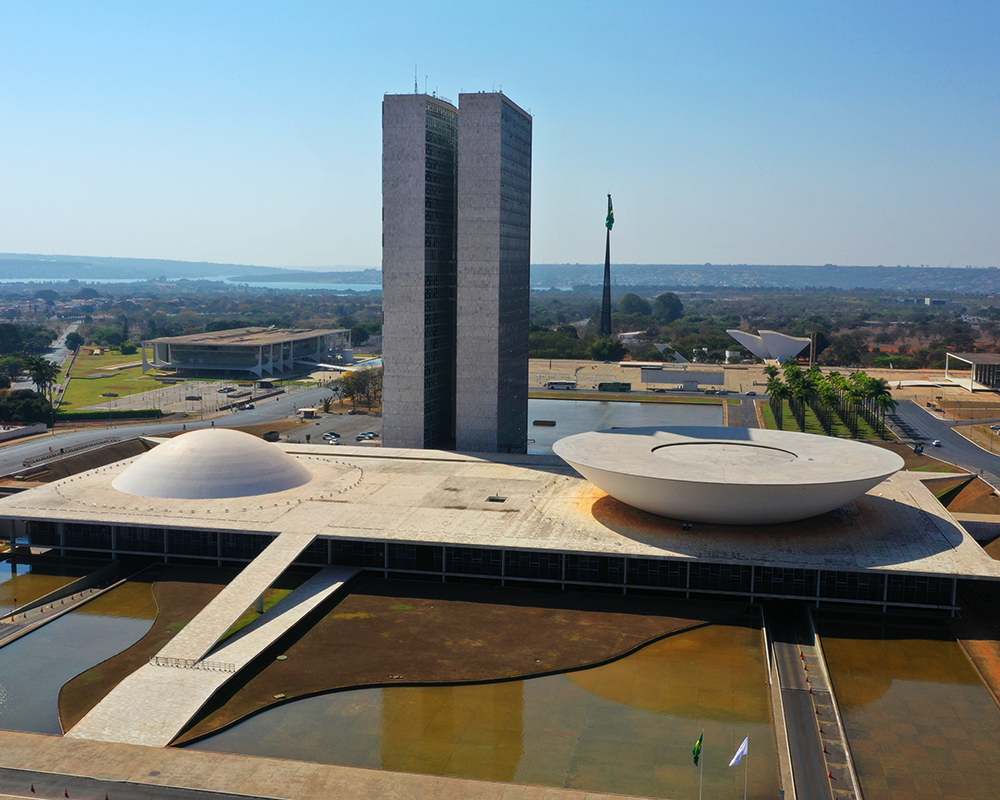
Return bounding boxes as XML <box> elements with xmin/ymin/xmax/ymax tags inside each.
<box><xmin>240</xmin><ymin>403</ymin><xmax>255</xmax><ymax>411</ymax></box>
<box><xmin>746</xmin><ymin>391</ymin><xmax>757</xmax><ymax>396</ymax></box>
<box><xmin>932</xmin><ymin>439</ymin><xmax>942</xmax><ymax>447</ymax></box>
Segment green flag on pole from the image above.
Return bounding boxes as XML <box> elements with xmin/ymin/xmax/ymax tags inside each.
<box><xmin>605</xmin><ymin>195</ymin><xmax>614</xmax><ymax>230</ymax></box>
<box><xmin>693</xmin><ymin>733</ymin><xmax>703</xmax><ymax>765</ymax></box>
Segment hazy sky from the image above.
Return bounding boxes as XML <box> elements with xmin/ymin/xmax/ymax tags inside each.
<box><xmin>2</xmin><ymin>2</ymin><xmax>997</xmax><ymax>270</ymax></box>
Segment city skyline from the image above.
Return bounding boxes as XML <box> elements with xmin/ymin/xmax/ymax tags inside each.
<box><xmin>2</xmin><ymin>3</ymin><xmax>998</xmax><ymax>269</ymax></box>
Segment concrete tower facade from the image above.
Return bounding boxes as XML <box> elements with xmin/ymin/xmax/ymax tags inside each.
<box><xmin>455</xmin><ymin>92</ymin><xmax>532</xmax><ymax>453</ymax></box>
<box><xmin>382</xmin><ymin>90</ymin><xmax>531</xmax><ymax>453</ymax></box>
<box><xmin>381</xmin><ymin>93</ymin><xmax>459</xmax><ymax>449</ymax></box>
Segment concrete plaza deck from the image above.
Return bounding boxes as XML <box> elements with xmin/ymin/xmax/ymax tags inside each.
<box><xmin>67</xmin><ymin>562</ymin><xmax>359</xmax><ymax>747</ymax></box>
<box><xmin>0</xmin><ymin>729</ymin><xmax>641</xmax><ymax>800</ymax></box>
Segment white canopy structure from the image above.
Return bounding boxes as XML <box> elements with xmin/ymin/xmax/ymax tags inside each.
<box><xmin>727</xmin><ymin>329</ymin><xmax>810</xmax><ymax>363</ymax></box>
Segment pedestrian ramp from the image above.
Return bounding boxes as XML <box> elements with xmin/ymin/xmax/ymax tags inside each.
<box><xmin>158</xmin><ymin>532</ymin><xmax>319</xmax><ymax>663</ymax></box>
<box><xmin>67</xmin><ymin>543</ymin><xmax>359</xmax><ymax>747</ymax></box>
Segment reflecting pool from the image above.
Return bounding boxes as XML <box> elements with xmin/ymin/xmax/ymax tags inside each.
<box><xmin>0</xmin><ymin>580</ymin><xmax>156</xmax><ymax>734</ymax></box>
<box><xmin>820</xmin><ymin>617</ymin><xmax>1000</xmax><ymax>800</ymax></box>
<box><xmin>0</xmin><ymin>560</ymin><xmax>81</xmax><ymax>616</ymax></box>
<box><xmin>187</xmin><ymin>621</ymin><xmax>778</xmax><ymax>799</ymax></box>
<box><xmin>527</xmin><ymin>398</ymin><xmax>722</xmax><ymax>455</ymax></box>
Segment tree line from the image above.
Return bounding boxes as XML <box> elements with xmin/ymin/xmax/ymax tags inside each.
<box><xmin>765</xmin><ymin>362</ymin><xmax>897</xmax><ymax>438</ymax></box>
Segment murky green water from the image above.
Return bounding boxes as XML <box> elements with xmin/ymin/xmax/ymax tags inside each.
<box><xmin>820</xmin><ymin>617</ymin><xmax>1000</xmax><ymax>800</ymax></box>
<box><xmin>0</xmin><ymin>560</ymin><xmax>81</xmax><ymax>615</ymax></box>
<box><xmin>0</xmin><ymin>580</ymin><xmax>156</xmax><ymax>734</ymax></box>
<box><xmin>187</xmin><ymin>621</ymin><xmax>779</xmax><ymax>799</ymax></box>
<box><xmin>526</xmin><ymin>398</ymin><xmax>722</xmax><ymax>454</ymax></box>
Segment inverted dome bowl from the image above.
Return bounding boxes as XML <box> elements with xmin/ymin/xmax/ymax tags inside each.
<box><xmin>112</xmin><ymin>428</ymin><xmax>313</xmax><ymax>500</ymax></box>
<box><xmin>552</xmin><ymin>426</ymin><xmax>903</xmax><ymax>525</ymax></box>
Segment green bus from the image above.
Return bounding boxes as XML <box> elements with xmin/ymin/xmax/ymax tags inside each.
<box><xmin>597</xmin><ymin>382</ymin><xmax>632</xmax><ymax>392</ymax></box>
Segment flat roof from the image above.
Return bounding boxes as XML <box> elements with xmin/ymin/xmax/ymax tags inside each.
<box><xmin>947</xmin><ymin>352</ymin><xmax>1000</xmax><ymax>366</ymax></box>
<box><xmin>2</xmin><ymin>442</ymin><xmax>999</xmax><ymax>582</ymax></box>
<box><xmin>144</xmin><ymin>327</ymin><xmax>347</xmax><ymax>347</ymax></box>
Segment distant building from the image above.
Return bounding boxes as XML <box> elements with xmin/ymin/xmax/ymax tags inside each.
<box><xmin>382</xmin><ymin>91</ymin><xmax>532</xmax><ymax>454</ymax></box>
<box><xmin>142</xmin><ymin>327</ymin><xmax>350</xmax><ymax>378</ymax></box>
<box><xmin>726</xmin><ymin>329</ymin><xmax>810</xmax><ymax>363</ymax></box>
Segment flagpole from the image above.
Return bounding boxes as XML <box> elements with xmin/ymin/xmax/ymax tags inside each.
<box><xmin>699</xmin><ymin>730</ymin><xmax>704</xmax><ymax>800</ymax></box>
<box><xmin>743</xmin><ymin>733</ymin><xmax>749</xmax><ymax>800</ymax></box>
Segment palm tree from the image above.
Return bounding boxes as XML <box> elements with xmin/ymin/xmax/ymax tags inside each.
<box><xmin>767</xmin><ymin>378</ymin><xmax>790</xmax><ymax>431</ymax></box>
<box><xmin>24</xmin><ymin>356</ymin><xmax>60</xmax><ymax>398</ymax></box>
<box><xmin>869</xmin><ymin>378</ymin><xmax>897</xmax><ymax>438</ymax></box>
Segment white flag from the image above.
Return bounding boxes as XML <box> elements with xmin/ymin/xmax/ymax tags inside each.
<box><xmin>729</xmin><ymin>736</ymin><xmax>749</xmax><ymax>766</ymax></box>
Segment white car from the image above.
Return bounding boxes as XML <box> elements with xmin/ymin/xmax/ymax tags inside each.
<box><xmin>932</xmin><ymin>439</ymin><xmax>942</xmax><ymax>447</ymax></box>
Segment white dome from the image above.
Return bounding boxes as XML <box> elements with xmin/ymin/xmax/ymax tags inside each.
<box><xmin>112</xmin><ymin>429</ymin><xmax>313</xmax><ymax>500</ymax></box>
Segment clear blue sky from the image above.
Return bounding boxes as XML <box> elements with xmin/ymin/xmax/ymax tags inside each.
<box><xmin>2</xmin><ymin>2</ymin><xmax>997</xmax><ymax>269</ymax></box>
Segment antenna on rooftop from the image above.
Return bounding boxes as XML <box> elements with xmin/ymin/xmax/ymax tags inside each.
<box><xmin>414</xmin><ymin>64</ymin><xmax>418</xmax><ymax>94</ymax></box>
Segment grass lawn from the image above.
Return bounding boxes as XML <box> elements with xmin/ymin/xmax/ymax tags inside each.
<box><xmin>872</xmin><ymin>442</ymin><xmax>967</xmax><ymax>473</ymax></box>
<box><xmin>761</xmin><ymin>400</ymin><xmax>888</xmax><ymax>440</ymax></box>
<box><xmin>219</xmin><ymin>587</ymin><xmax>297</xmax><ymax>643</ymax></box>
<box><xmin>59</xmin><ymin>365</ymin><xmax>162</xmax><ymax>410</ymax></box>
<box><xmin>71</xmin><ymin>350</ymin><xmax>144</xmax><ymax>372</ymax></box>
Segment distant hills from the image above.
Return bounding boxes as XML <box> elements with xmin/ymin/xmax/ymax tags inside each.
<box><xmin>3</xmin><ymin>253</ymin><xmax>1000</xmax><ymax>293</ymax></box>
<box><xmin>531</xmin><ymin>263</ymin><xmax>1000</xmax><ymax>293</ymax></box>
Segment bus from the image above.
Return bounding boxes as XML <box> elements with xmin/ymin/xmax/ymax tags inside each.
<box><xmin>545</xmin><ymin>380</ymin><xmax>577</xmax><ymax>390</ymax></box>
<box><xmin>597</xmin><ymin>382</ymin><xmax>632</xmax><ymax>392</ymax></box>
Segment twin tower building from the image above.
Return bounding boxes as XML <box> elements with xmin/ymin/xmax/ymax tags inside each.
<box><xmin>382</xmin><ymin>91</ymin><xmax>532</xmax><ymax>454</ymax></box>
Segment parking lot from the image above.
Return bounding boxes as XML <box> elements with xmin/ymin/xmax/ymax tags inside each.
<box><xmin>296</xmin><ymin>409</ymin><xmax>383</xmax><ymax>447</ymax></box>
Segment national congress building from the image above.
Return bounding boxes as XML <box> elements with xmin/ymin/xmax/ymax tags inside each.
<box><xmin>382</xmin><ymin>91</ymin><xmax>532</xmax><ymax>453</ymax></box>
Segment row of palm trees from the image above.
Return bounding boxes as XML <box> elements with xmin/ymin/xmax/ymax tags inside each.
<box><xmin>765</xmin><ymin>362</ymin><xmax>897</xmax><ymax>438</ymax></box>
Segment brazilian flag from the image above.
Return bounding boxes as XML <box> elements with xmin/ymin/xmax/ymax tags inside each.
<box><xmin>693</xmin><ymin>733</ymin><xmax>703</xmax><ymax>765</ymax></box>
<box><xmin>606</xmin><ymin>195</ymin><xmax>614</xmax><ymax>230</ymax></box>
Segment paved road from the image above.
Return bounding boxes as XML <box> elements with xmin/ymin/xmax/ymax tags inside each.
<box><xmin>766</xmin><ymin>602</ymin><xmax>834</xmax><ymax>800</ymax></box>
<box><xmin>889</xmin><ymin>399</ymin><xmax>1000</xmax><ymax>486</ymax></box>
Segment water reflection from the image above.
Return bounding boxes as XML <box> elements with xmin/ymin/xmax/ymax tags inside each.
<box><xmin>820</xmin><ymin>617</ymin><xmax>1000</xmax><ymax>800</ymax></box>
<box><xmin>0</xmin><ymin>560</ymin><xmax>81</xmax><ymax>615</ymax></box>
<box><xmin>187</xmin><ymin>622</ymin><xmax>778</xmax><ymax>798</ymax></box>
<box><xmin>526</xmin><ymin>398</ymin><xmax>722</xmax><ymax>454</ymax></box>
<box><xmin>0</xmin><ymin>581</ymin><xmax>155</xmax><ymax>734</ymax></box>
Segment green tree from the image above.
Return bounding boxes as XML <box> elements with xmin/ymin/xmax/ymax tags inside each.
<box><xmin>24</xmin><ymin>356</ymin><xmax>60</xmax><ymax>397</ymax></box>
<box><xmin>588</xmin><ymin>336</ymin><xmax>627</xmax><ymax>362</ymax></box>
<box><xmin>65</xmin><ymin>331</ymin><xmax>85</xmax><ymax>351</ymax></box>
<box><xmin>618</xmin><ymin>293</ymin><xmax>652</xmax><ymax>316</ymax></box>
<box><xmin>652</xmin><ymin>292</ymin><xmax>684</xmax><ymax>323</ymax></box>
<box><xmin>0</xmin><ymin>356</ymin><xmax>23</xmax><ymax>383</ymax></box>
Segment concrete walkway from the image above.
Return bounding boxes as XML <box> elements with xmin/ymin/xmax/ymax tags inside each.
<box><xmin>0</xmin><ymin>730</ymin><xmax>643</xmax><ymax>800</ymax></box>
<box><xmin>68</xmin><ymin>555</ymin><xmax>359</xmax><ymax>747</ymax></box>
<box><xmin>159</xmin><ymin>533</ymin><xmax>319</xmax><ymax>663</ymax></box>
<box><xmin>765</xmin><ymin>602</ymin><xmax>859</xmax><ymax>800</ymax></box>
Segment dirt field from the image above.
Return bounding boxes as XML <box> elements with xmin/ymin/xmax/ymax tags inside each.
<box><xmin>176</xmin><ymin>577</ymin><xmax>745</xmax><ymax>744</ymax></box>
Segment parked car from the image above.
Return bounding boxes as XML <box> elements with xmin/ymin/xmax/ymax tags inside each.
<box><xmin>327</xmin><ymin>438</ymin><xmax>340</xmax><ymax>445</ymax></box>
<box><xmin>322</xmin><ymin>431</ymin><xmax>341</xmax><ymax>440</ymax></box>
<box><xmin>361</xmin><ymin>431</ymin><xmax>379</xmax><ymax>438</ymax></box>
<box><xmin>746</xmin><ymin>391</ymin><xmax>757</xmax><ymax>396</ymax></box>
